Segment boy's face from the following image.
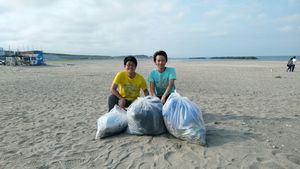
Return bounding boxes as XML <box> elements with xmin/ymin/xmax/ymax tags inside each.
<box><xmin>155</xmin><ymin>55</ymin><xmax>167</xmax><ymax>69</ymax></box>
<box><xmin>125</xmin><ymin>61</ymin><xmax>136</xmax><ymax>73</ymax></box>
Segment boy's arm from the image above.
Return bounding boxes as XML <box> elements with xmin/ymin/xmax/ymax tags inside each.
<box><xmin>149</xmin><ymin>82</ymin><xmax>156</xmax><ymax>96</ymax></box>
<box><xmin>143</xmin><ymin>89</ymin><xmax>149</xmax><ymax>96</ymax></box>
<box><xmin>110</xmin><ymin>83</ymin><xmax>126</xmax><ymax>108</ymax></box>
<box><xmin>161</xmin><ymin>79</ymin><xmax>175</xmax><ymax>104</ymax></box>
<box><xmin>110</xmin><ymin>83</ymin><xmax>122</xmax><ymax>99</ymax></box>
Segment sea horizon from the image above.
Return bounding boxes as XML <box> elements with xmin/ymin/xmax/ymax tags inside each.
<box><xmin>171</xmin><ymin>55</ymin><xmax>295</xmax><ymax>61</ymax></box>
<box><xmin>42</xmin><ymin>53</ymin><xmax>296</xmax><ymax>61</ymax></box>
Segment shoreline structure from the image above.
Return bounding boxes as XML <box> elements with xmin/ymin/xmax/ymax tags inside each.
<box><xmin>43</xmin><ymin>52</ymin><xmax>296</xmax><ymax>61</ymax></box>
<box><xmin>45</xmin><ymin>52</ymin><xmax>258</xmax><ymax>60</ymax></box>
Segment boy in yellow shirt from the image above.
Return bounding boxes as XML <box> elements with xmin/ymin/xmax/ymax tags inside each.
<box><xmin>108</xmin><ymin>56</ymin><xmax>149</xmax><ymax>111</ymax></box>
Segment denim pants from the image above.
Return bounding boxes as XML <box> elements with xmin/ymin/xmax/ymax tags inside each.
<box><xmin>108</xmin><ymin>94</ymin><xmax>132</xmax><ymax>111</ymax></box>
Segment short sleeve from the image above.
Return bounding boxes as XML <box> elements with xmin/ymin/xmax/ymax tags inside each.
<box><xmin>113</xmin><ymin>72</ymin><xmax>122</xmax><ymax>85</ymax></box>
<box><xmin>140</xmin><ymin>77</ymin><xmax>148</xmax><ymax>90</ymax></box>
<box><xmin>147</xmin><ymin>70</ymin><xmax>155</xmax><ymax>82</ymax></box>
<box><xmin>169</xmin><ymin>68</ymin><xmax>176</xmax><ymax>80</ymax></box>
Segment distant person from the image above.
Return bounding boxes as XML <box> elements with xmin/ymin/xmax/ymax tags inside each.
<box><xmin>291</xmin><ymin>56</ymin><xmax>297</xmax><ymax>72</ymax></box>
<box><xmin>108</xmin><ymin>56</ymin><xmax>149</xmax><ymax>111</ymax></box>
<box><xmin>287</xmin><ymin>58</ymin><xmax>293</xmax><ymax>72</ymax></box>
<box><xmin>148</xmin><ymin>50</ymin><xmax>176</xmax><ymax>104</ymax></box>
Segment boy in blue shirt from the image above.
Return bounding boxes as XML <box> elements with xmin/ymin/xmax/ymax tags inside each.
<box><xmin>148</xmin><ymin>50</ymin><xmax>176</xmax><ymax>104</ymax></box>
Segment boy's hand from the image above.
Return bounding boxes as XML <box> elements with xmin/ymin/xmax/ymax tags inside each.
<box><xmin>161</xmin><ymin>97</ymin><xmax>166</xmax><ymax>104</ymax></box>
<box><xmin>118</xmin><ymin>98</ymin><xmax>126</xmax><ymax>108</ymax></box>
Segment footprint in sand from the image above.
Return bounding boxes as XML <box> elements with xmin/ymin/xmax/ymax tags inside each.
<box><xmin>272</xmin><ymin>150</ymin><xmax>300</xmax><ymax>166</ymax></box>
<box><xmin>164</xmin><ymin>151</ymin><xmax>179</xmax><ymax>165</ymax></box>
<box><xmin>65</xmin><ymin>159</ymin><xmax>86</xmax><ymax>168</ymax></box>
<box><xmin>256</xmin><ymin>157</ymin><xmax>267</xmax><ymax>162</ymax></box>
<box><xmin>50</xmin><ymin>159</ymin><xmax>85</xmax><ymax>169</ymax></box>
<box><xmin>286</xmin><ymin>154</ymin><xmax>300</xmax><ymax>165</ymax></box>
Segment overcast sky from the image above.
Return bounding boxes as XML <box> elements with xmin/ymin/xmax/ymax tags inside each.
<box><xmin>0</xmin><ymin>0</ymin><xmax>299</xmax><ymax>57</ymax></box>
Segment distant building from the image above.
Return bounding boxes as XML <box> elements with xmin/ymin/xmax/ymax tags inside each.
<box><xmin>4</xmin><ymin>50</ymin><xmax>16</xmax><ymax>66</ymax></box>
<box><xmin>0</xmin><ymin>47</ymin><xmax>5</xmax><ymax>65</ymax></box>
<box><xmin>16</xmin><ymin>51</ymin><xmax>45</xmax><ymax>65</ymax></box>
<box><xmin>0</xmin><ymin>47</ymin><xmax>4</xmax><ymax>56</ymax></box>
<box><xmin>2</xmin><ymin>50</ymin><xmax>45</xmax><ymax>66</ymax></box>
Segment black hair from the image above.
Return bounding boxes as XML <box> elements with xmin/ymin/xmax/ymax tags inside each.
<box><xmin>124</xmin><ymin>56</ymin><xmax>137</xmax><ymax>66</ymax></box>
<box><xmin>153</xmin><ymin>50</ymin><xmax>168</xmax><ymax>62</ymax></box>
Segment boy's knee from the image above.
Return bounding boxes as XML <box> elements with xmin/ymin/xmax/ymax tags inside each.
<box><xmin>108</xmin><ymin>94</ymin><xmax>119</xmax><ymax>111</ymax></box>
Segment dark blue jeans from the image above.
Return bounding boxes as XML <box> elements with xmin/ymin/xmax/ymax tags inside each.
<box><xmin>157</xmin><ymin>94</ymin><xmax>171</xmax><ymax>103</ymax></box>
<box><xmin>108</xmin><ymin>94</ymin><xmax>132</xmax><ymax>111</ymax></box>
<box><xmin>291</xmin><ymin>64</ymin><xmax>295</xmax><ymax>72</ymax></box>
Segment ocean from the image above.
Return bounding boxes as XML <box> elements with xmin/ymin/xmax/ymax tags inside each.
<box><xmin>255</xmin><ymin>56</ymin><xmax>295</xmax><ymax>61</ymax></box>
<box><xmin>43</xmin><ymin>54</ymin><xmax>296</xmax><ymax>61</ymax></box>
<box><xmin>171</xmin><ymin>56</ymin><xmax>296</xmax><ymax>61</ymax></box>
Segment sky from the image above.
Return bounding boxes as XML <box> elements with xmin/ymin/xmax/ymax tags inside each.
<box><xmin>0</xmin><ymin>0</ymin><xmax>299</xmax><ymax>58</ymax></box>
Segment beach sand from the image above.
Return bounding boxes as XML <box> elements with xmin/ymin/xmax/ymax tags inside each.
<box><xmin>0</xmin><ymin>59</ymin><xmax>299</xmax><ymax>169</ymax></box>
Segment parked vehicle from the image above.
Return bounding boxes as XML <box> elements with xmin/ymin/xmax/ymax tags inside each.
<box><xmin>0</xmin><ymin>60</ymin><xmax>5</xmax><ymax>65</ymax></box>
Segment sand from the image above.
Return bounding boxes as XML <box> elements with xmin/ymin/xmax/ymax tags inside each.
<box><xmin>0</xmin><ymin>59</ymin><xmax>299</xmax><ymax>169</ymax></box>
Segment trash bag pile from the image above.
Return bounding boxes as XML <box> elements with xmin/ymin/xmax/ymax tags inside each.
<box><xmin>162</xmin><ymin>93</ymin><xmax>206</xmax><ymax>145</ymax></box>
<box><xmin>126</xmin><ymin>96</ymin><xmax>166</xmax><ymax>135</ymax></box>
<box><xmin>95</xmin><ymin>93</ymin><xmax>206</xmax><ymax>145</ymax></box>
<box><xmin>95</xmin><ymin>105</ymin><xmax>127</xmax><ymax>139</ymax></box>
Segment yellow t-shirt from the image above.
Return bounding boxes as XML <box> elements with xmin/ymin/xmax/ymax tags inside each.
<box><xmin>113</xmin><ymin>71</ymin><xmax>147</xmax><ymax>101</ymax></box>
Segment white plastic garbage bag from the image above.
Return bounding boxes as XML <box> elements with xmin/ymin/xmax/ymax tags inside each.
<box><xmin>127</xmin><ymin>96</ymin><xmax>166</xmax><ymax>135</ymax></box>
<box><xmin>95</xmin><ymin>105</ymin><xmax>128</xmax><ymax>139</ymax></box>
<box><xmin>163</xmin><ymin>93</ymin><xmax>206</xmax><ymax>145</ymax></box>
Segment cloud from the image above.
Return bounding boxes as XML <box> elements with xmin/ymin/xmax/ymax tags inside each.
<box><xmin>0</xmin><ymin>0</ymin><xmax>299</xmax><ymax>56</ymax></box>
<box><xmin>274</xmin><ymin>14</ymin><xmax>300</xmax><ymax>33</ymax></box>
<box><xmin>288</xmin><ymin>0</ymin><xmax>300</xmax><ymax>5</ymax></box>
<box><xmin>208</xmin><ymin>31</ymin><xmax>228</xmax><ymax>37</ymax></box>
<box><xmin>0</xmin><ymin>0</ymin><xmax>185</xmax><ymax>54</ymax></box>
<box><xmin>203</xmin><ymin>9</ymin><xmax>222</xmax><ymax>17</ymax></box>
<box><xmin>276</xmin><ymin>14</ymin><xmax>300</xmax><ymax>23</ymax></box>
<box><xmin>278</xmin><ymin>25</ymin><xmax>294</xmax><ymax>32</ymax></box>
